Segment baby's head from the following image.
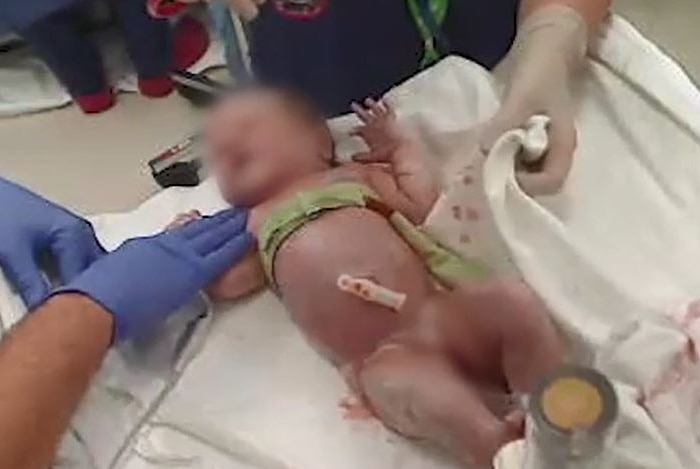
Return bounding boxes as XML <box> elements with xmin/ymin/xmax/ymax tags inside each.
<box><xmin>205</xmin><ymin>87</ymin><xmax>334</xmax><ymax>206</ymax></box>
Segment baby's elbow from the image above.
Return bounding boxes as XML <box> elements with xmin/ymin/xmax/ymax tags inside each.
<box><xmin>206</xmin><ymin>255</ymin><xmax>266</xmax><ymax>301</ymax></box>
<box><xmin>413</xmin><ymin>188</ymin><xmax>440</xmax><ymax>224</ymax></box>
<box><xmin>407</xmin><ymin>204</ymin><xmax>432</xmax><ymax>225</ymax></box>
<box><xmin>206</xmin><ymin>277</ymin><xmax>265</xmax><ymax>301</ymax></box>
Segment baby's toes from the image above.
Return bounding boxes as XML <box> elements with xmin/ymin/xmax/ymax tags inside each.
<box><xmin>503</xmin><ymin>409</ymin><xmax>527</xmax><ymax>439</ymax></box>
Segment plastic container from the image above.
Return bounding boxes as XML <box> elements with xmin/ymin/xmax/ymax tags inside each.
<box><xmin>524</xmin><ymin>366</ymin><xmax>619</xmax><ymax>469</ymax></box>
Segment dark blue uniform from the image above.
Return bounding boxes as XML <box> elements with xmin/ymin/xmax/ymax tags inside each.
<box><xmin>249</xmin><ymin>0</ymin><xmax>520</xmax><ymax>115</ymax></box>
<box><xmin>0</xmin><ymin>0</ymin><xmax>79</xmax><ymax>31</ymax></box>
<box><xmin>1</xmin><ymin>0</ymin><xmax>170</xmax><ymax>99</ymax></box>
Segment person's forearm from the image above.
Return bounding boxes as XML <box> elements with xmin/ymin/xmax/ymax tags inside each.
<box><xmin>0</xmin><ymin>294</ymin><xmax>112</xmax><ymax>469</ymax></box>
<box><xmin>521</xmin><ymin>0</ymin><xmax>610</xmax><ymax>30</ymax></box>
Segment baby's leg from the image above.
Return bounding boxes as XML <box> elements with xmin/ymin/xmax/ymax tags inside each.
<box><xmin>19</xmin><ymin>7</ymin><xmax>108</xmax><ymax>104</ymax></box>
<box><xmin>445</xmin><ymin>281</ymin><xmax>565</xmax><ymax>393</ymax></box>
<box><xmin>497</xmin><ymin>282</ymin><xmax>565</xmax><ymax>392</ymax></box>
<box><xmin>356</xmin><ymin>344</ymin><xmax>521</xmax><ymax>468</ymax></box>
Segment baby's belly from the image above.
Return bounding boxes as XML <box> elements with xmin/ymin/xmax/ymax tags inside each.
<box><xmin>274</xmin><ymin>208</ymin><xmax>434</xmax><ymax>366</ymax></box>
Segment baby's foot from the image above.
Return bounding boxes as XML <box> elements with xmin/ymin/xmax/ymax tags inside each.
<box><xmin>339</xmin><ymin>395</ymin><xmax>375</xmax><ymax>421</ymax></box>
<box><xmin>503</xmin><ymin>409</ymin><xmax>527</xmax><ymax>439</ymax></box>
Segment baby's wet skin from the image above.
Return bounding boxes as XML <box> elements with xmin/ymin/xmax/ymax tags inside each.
<box><xmin>200</xmin><ymin>90</ymin><xmax>564</xmax><ymax>466</ymax></box>
<box><xmin>273</xmin><ymin>204</ymin><xmax>434</xmax><ymax>365</ymax></box>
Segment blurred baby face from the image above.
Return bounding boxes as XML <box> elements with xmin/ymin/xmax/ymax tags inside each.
<box><xmin>205</xmin><ymin>91</ymin><xmax>331</xmax><ymax>207</ymax></box>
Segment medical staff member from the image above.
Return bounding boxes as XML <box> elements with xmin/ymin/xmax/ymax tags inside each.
<box><xmin>220</xmin><ymin>0</ymin><xmax>610</xmax><ymax>194</ymax></box>
<box><xmin>0</xmin><ymin>0</ymin><xmax>174</xmax><ymax>113</ymax></box>
<box><xmin>0</xmin><ymin>177</ymin><xmax>253</xmax><ymax>469</ymax></box>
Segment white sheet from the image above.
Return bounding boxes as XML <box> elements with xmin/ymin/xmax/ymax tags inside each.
<box><xmin>2</xmin><ymin>14</ymin><xmax>700</xmax><ymax>469</ymax></box>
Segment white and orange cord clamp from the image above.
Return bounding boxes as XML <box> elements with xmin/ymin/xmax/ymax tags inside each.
<box><xmin>337</xmin><ymin>274</ymin><xmax>407</xmax><ymax>312</ymax></box>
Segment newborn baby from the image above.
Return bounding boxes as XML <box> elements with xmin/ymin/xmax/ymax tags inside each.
<box><xmin>174</xmin><ymin>88</ymin><xmax>565</xmax><ymax>467</ymax></box>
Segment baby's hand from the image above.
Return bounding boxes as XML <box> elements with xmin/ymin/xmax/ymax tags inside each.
<box><xmin>350</xmin><ymin>98</ymin><xmax>438</xmax><ymax>223</ymax></box>
<box><xmin>351</xmin><ymin>98</ymin><xmax>411</xmax><ymax>164</ymax></box>
<box><xmin>166</xmin><ymin>210</ymin><xmax>203</xmax><ymax>231</ymax></box>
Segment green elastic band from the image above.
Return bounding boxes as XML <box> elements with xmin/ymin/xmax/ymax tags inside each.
<box><xmin>406</xmin><ymin>0</ymin><xmax>449</xmax><ymax>67</ymax></box>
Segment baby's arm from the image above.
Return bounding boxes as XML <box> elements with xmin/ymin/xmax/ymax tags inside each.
<box><xmin>351</xmin><ymin>99</ymin><xmax>439</xmax><ymax>224</ymax></box>
<box><xmin>206</xmin><ymin>252</ymin><xmax>266</xmax><ymax>300</ymax></box>
<box><xmin>167</xmin><ymin>211</ymin><xmax>266</xmax><ymax>301</ymax></box>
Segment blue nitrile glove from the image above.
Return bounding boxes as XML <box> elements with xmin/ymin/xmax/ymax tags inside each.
<box><xmin>0</xmin><ymin>177</ymin><xmax>105</xmax><ymax>309</ymax></box>
<box><xmin>57</xmin><ymin>209</ymin><xmax>254</xmax><ymax>342</ymax></box>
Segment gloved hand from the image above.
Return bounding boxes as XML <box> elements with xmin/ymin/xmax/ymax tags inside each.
<box><xmin>480</xmin><ymin>5</ymin><xmax>589</xmax><ymax>196</ymax></box>
<box><xmin>0</xmin><ymin>177</ymin><xmax>104</xmax><ymax>309</ymax></box>
<box><xmin>227</xmin><ymin>0</ymin><xmax>266</xmax><ymax>20</ymax></box>
<box><xmin>57</xmin><ymin>209</ymin><xmax>254</xmax><ymax>342</ymax></box>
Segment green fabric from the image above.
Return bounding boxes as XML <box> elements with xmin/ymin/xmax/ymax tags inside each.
<box><xmin>259</xmin><ymin>182</ymin><xmax>491</xmax><ymax>288</ymax></box>
<box><xmin>389</xmin><ymin>212</ymin><xmax>491</xmax><ymax>286</ymax></box>
<box><xmin>406</xmin><ymin>0</ymin><xmax>450</xmax><ymax>67</ymax></box>
<box><xmin>259</xmin><ymin>183</ymin><xmax>376</xmax><ymax>286</ymax></box>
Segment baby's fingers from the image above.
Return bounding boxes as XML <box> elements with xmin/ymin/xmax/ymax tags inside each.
<box><xmin>364</xmin><ymin>98</ymin><xmax>381</xmax><ymax>115</ymax></box>
<box><xmin>383</xmin><ymin>100</ymin><xmax>396</xmax><ymax>119</ymax></box>
<box><xmin>352</xmin><ymin>151</ymin><xmax>390</xmax><ymax>164</ymax></box>
<box><xmin>351</xmin><ymin>102</ymin><xmax>373</xmax><ymax>123</ymax></box>
<box><xmin>352</xmin><ymin>151</ymin><xmax>378</xmax><ymax>163</ymax></box>
<box><xmin>366</xmin><ymin>98</ymin><xmax>391</xmax><ymax>118</ymax></box>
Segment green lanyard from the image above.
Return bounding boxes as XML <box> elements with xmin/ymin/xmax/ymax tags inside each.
<box><xmin>406</xmin><ymin>0</ymin><xmax>450</xmax><ymax>67</ymax></box>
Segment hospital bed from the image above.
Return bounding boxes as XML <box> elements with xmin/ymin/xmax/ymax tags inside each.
<box><xmin>3</xmin><ymin>14</ymin><xmax>700</xmax><ymax>469</ymax></box>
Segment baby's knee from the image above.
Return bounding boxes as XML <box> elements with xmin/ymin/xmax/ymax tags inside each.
<box><xmin>357</xmin><ymin>345</ymin><xmax>437</xmax><ymax>437</ymax></box>
<box><xmin>359</xmin><ymin>345</ymin><xmax>521</xmax><ymax>467</ymax></box>
<box><xmin>496</xmin><ymin>283</ymin><xmax>566</xmax><ymax>390</ymax></box>
<box><xmin>499</xmin><ymin>280</ymin><xmax>543</xmax><ymax>311</ymax></box>
<box><xmin>359</xmin><ymin>345</ymin><xmax>420</xmax><ymax>405</ymax></box>
<box><xmin>498</xmin><ymin>281</ymin><xmax>558</xmax><ymax>333</ymax></box>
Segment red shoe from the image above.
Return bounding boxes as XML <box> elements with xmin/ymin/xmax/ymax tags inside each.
<box><xmin>75</xmin><ymin>90</ymin><xmax>115</xmax><ymax>114</ymax></box>
<box><xmin>147</xmin><ymin>0</ymin><xmax>188</xmax><ymax>19</ymax></box>
<box><xmin>174</xmin><ymin>16</ymin><xmax>210</xmax><ymax>71</ymax></box>
<box><xmin>138</xmin><ymin>76</ymin><xmax>175</xmax><ymax>98</ymax></box>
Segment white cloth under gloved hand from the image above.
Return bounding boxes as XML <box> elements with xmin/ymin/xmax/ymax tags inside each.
<box><xmin>481</xmin><ymin>5</ymin><xmax>589</xmax><ymax>196</ymax></box>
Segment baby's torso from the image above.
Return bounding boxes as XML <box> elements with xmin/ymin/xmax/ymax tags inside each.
<box><xmin>247</xmin><ymin>165</ymin><xmax>367</xmax><ymax>232</ymax></box>
<box><xmin>274</xmin><ymin>206</ymin><xmax>434</xmax><ymax>365</ymax></box>
<box><xmin>249</xmin><ymin>166</ymin><xmax>436</xmax><ymax>365</ymax></box>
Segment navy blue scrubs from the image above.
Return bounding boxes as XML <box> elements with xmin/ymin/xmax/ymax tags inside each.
<box><xmin>0</xmin><ymin>0</ymin><xmax>80</xmax><ymax>31</ymax></box>
<box><xmin>0</xmin><ymin>0</ymin><xmax>171</xmax><ymax>99</ymax></box>
<box><xmin>249</xmin><ymin>0</ymin><xmax>520</xmax><ymax>116</ymax></box>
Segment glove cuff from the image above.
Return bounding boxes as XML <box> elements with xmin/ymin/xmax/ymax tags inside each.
<box><xmin>52</xmin><ymin>284</ymin><xmax>123</xmax><ymax>343</ymax></box>
<box><xmin>515</xmin><ymin>5</ymin><xmax>589</xmax><ymax>68</ymax></box>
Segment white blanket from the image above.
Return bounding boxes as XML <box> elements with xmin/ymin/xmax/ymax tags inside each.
<box><xmin>2</xmin><ymin>14</ymin><xmax>700</xmax><ymax>469</ymax></box>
